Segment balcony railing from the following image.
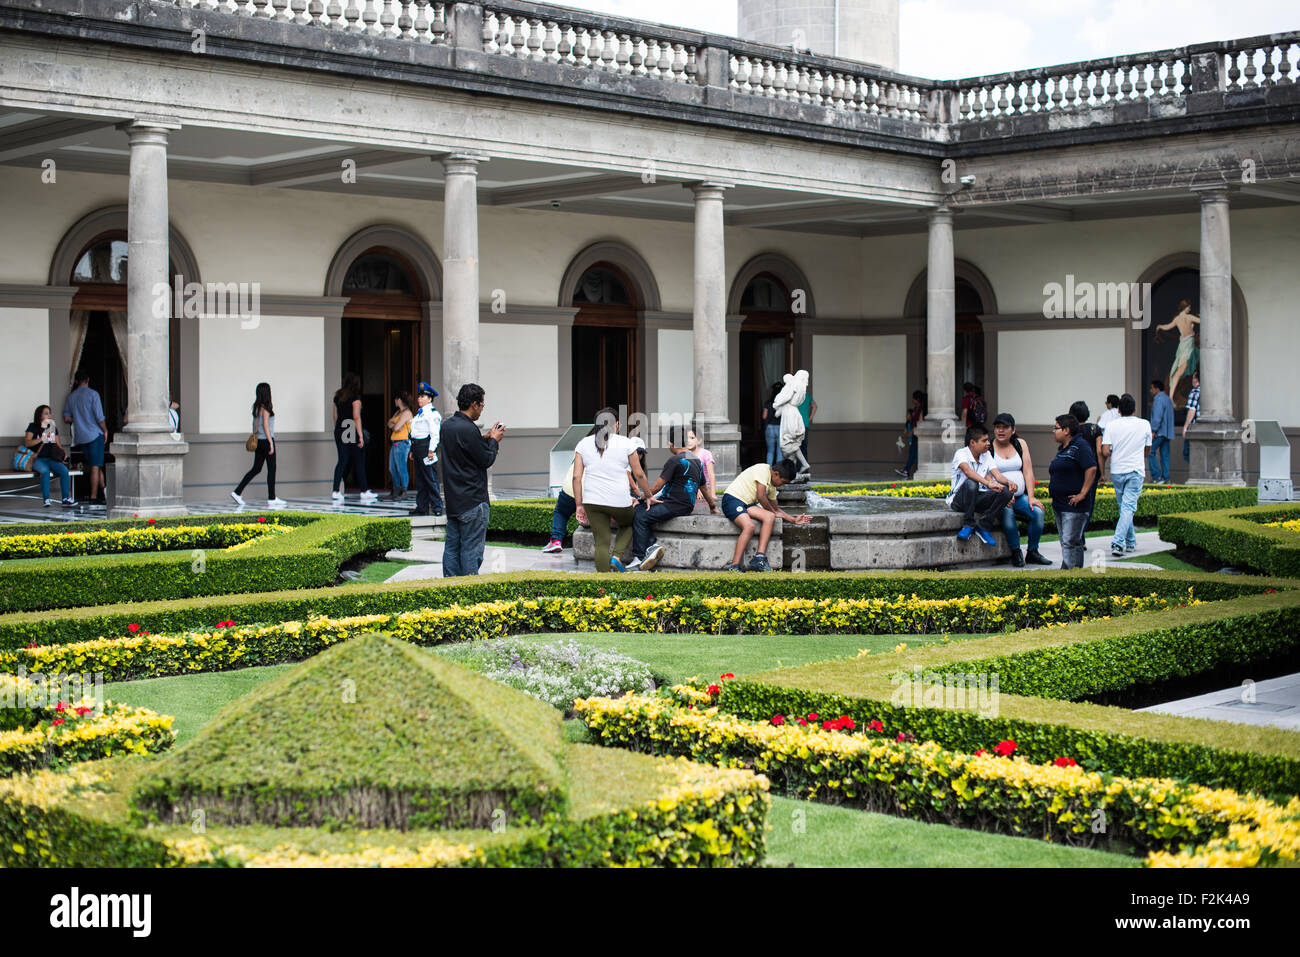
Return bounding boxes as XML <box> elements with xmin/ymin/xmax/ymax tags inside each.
<box><xmin>157</xmin><ymin>2</ymin><xmax>1300</xmax><ymax>133</ymax></box>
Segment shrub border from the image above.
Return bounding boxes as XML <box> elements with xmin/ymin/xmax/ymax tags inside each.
<box><xmin>1158</xmin><ymin>503</ymin><xmax>1300</xmax><ymax>577</ymax></box>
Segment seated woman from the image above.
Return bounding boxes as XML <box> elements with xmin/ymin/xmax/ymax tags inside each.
<box><xmin>25</xmin><ymin>405</ymin><xmax>74</xmax><ymax>506</ymax></box>
<box><xmin>990</xmin><ymin>412</ymin><xmax>1051</xmax><ymax>567</ymax></box>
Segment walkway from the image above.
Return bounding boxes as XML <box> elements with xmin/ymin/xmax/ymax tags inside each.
<box><xmin>1139</xmin><ymin>673</ymin><xmax>1300</xmax><ymax>731</ymax></box>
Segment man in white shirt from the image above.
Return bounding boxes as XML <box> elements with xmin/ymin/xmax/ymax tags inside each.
<box><xmin>947</xmin><ymin>424</ymin><xmax>1015</xmax><ymax>547</ymax></box>
<box><xmin>409</xmin><ymin>381</ymin><xmax>444</xmax><ymax>517</ymax></box>
<box><xmin>1101</xmin><ymin>392</ymin><xmax>1152</xmax><ymax>556</ymax></box>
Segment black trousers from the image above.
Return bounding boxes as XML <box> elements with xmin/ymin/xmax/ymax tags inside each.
<box><xmin>950</xmin><ymin>483</ymin><xmax>1012</xmax><ymax>531</ymax></box>
<box><xmin>333</xmin><ymin>434</ymin><xmax>368</xmax><ymax>492</ymax></box>
<box><xmin>411</xmin><ymin>437</ymin><xmax>443</xmax><ymax>515</ymax></box>
<box><xmin>235</xmin><ymin>439</ymin><xmax>276</xmax><ymax>498</ymax></box>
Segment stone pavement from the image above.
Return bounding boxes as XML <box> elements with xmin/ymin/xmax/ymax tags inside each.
<box><xmin>1139</xmin><ymin>673</ymin><xmax>1300</xmax><ymax>731</ymax></box>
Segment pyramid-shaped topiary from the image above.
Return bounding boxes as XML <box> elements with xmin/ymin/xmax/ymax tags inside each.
<box><xmin>130</xmin><ymin>633</ymin><xmax>567</xmax><ymax>830</ymax></box>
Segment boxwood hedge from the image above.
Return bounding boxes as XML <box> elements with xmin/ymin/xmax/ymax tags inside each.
<box><xmin>721</xmin><ymin>589</ymin><xmax>1300</xmax><ymax>798</ymax></box>
<box><xmin>1158</xmin><ymin>503</ymin><xmax>1300</xmax><ymax>577</ymax></box>
<box><xmin>0</xmin><ymin>512</ymin><xmax>409</xmax><ymax>613</ymax></box>
<box><xmin>0</xmin><ymin>567</ymin><xmax>1285</xmax><ymax>650</ymax></box>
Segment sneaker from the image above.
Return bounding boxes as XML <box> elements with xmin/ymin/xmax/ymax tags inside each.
<box><xmin>609</xmin><ymin>557</ymin><xmax>627</xmax><ymax>573</ymax></box>
<box><xmin>894</xmin><ymin>468</ymin><xmax>909</xmax><ymax>477</ymax></box>
<box><xmin>43</xmin><ymin>498</ymin><xmax>52</xmax><ymax>507</ymax></box>
<box><xmin>230</xmin><ymin>491</ymin><xmax>246</xmax><ymax>506</ymax></box>
<box><xmin>748</xmin><ymin>553</ymin><xmax>772</xmax><ymax>572</ymax></box>
<box><xmin>1024</xmin><ymin>549</ymin><xmax>1053</xmax><ymax>566</ymax></box>
<box><xmin>60</xmin><ymin>497</ymin><xmax>75</xmax><ymax>507</ymax></box>
<box><xmin>408</xmin><ymin>508</ymin><xmax>431</xmax><ymax>517</ymax></box>
<box><xmin>641</xmin><ymin>543</ymin><xmax>665</xmax><ymax>572</ymax></box>
<box><xmin>975</xmin><ymin>529</ymin><xmax>997</xmax><ymax>547</ymax></box>
<box><xmin>541</xmin><ymin>539</ymin><xmax>563</xmax><ymax>554</ymax></box>
<box><xmin>1111</xmin><ymin>547</ymin><xmax>1125</xmax><ymax>558</ymax></box>
<box><xmin>1010</xmin><ymin>548</ymin><xmax>1025</xmax><ymax>567</ymax></box>
<box><xmin>956</xmin><ymin>527</ymin><xmax>973</xmax><ymax>541</ymax></box>
<box><xmin>331</xmin><ymin>491</ymin><xmax>344</xmax><ymax>503</ymax></box>
<box><xmin>358</xmin><ymin>491</ymin><xmax>378</xmax><ymax>503</ymax></box>
<box><xmin>624</xmin><ymin>557</ymin><xmax>644</xmax><ymax>572</ymax></box>
<box><xmin>723</xmin><ymin>563</ymin><xmax>746</xmax><ymax>572</ymax></box>
<box><xmin>267</xmin><ymin>497</ymin><xmax>287</xmax><ymax>508</ymax></box>
<box><xmin>1125</xmin><ymin>544</ymin><xmax>1137</xmax><ymax>553</ymax></box>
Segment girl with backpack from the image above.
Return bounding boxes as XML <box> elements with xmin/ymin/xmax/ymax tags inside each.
<box><xmin>990</xmin><ymin>412</ymin><xmax>1050</xmax><ymax>567</ymax></box>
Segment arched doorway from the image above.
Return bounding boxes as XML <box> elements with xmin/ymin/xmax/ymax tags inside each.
<box><xmin>904</xmin><ymin>261</ymin><xmax>997</xmax><ymax>414</ymax></box>
<box><xmin>65</xmin><ymin>235</ymin><xmax>185</xmax><ymax>445</ymax></box>
<box><xmin>338</xmin><ymin>249</ymin><xmax>426</xmax><ymax>491</ymax></box>
<box><xmin>571</xmin><ymin>263</ymin><xmax>638</xmax><ymax>423</ymax></box>
<box><xmin>738</xmin><ymin>274</ymin><xmax>794</xmax><ymax>466</ymax></box>
<box><xmin>955</xmin><ymin>278</ymin><xmax>985</xmax><ymax>410</ymax></box>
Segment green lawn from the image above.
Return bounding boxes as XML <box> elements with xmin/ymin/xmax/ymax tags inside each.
<box><xmin>1118</xmin><ymin>549</ymin><xmax>1202</xmax><ymax>573</ymax></box>
<box><xmin>764</xmin><ymin>796</ymin><xmax>1137</xmax><ymax>868</ymax></box>
<box><xmin>345</xmin><ymin>559</ymin><xmax>423</xmax><ymax>584</ymax></box>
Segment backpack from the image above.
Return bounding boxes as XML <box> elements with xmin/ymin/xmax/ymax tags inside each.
<box><xmin>970</xmin><ymin>395</ymin><xmax>987</xmax><ymax>424</ymax></box>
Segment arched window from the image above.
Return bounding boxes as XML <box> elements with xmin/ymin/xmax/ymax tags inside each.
<box><xmin>571</xmin><ymin>263</ymin><xmax>638</xmax><ymax>421</ymax></box>
<box><xmin>342</xmin><ymin>252</ymin><xmax>418</xmax><ymax>296</ymax></box>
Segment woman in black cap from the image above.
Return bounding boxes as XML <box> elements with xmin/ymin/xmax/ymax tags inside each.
<box><xmin>408</xmin><ymin>381</ymin><xmax>444</xmax><ymax>517</ymax></box>
<box><xmin>990</xmin><ymin>412</ymin><xmax>1051</xmax><ymax>567</ymax></box>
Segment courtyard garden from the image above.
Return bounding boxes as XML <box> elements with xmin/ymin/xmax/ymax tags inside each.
<box><xmin>1</xmin><ymin>491</ymin><xmax>1298</xmax><ymax>868</ymax></box>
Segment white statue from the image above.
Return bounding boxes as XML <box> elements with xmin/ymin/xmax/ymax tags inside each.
<box><xmin>773</xmin><ymin>369</ymin><xmax>811</xmax><ymax>482</ymax></box>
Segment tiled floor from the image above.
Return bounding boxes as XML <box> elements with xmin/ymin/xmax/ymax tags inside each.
<box><xmin>1139</xmin><ymin>673</ymin><xmax>1300</xmax><ymax>731</ymax></box>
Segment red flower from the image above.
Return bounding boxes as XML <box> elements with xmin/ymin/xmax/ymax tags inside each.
<box><xmin>994</xmin><ymin>739</ymin><xmax>1017</xmax><ymax>756</ymax></box>
<box><xmin>646</xmin><ymin>594</ymin><xmax>654</xmax><ymax>601</ymax></box>
<box><xmin>975</xmin><ymin>748</ymin><xmax>986</xmax><ymax>756</ymax></box>
<box><xmin>51</xmin><ymin>718</ymin><xmax>65</xmax><ymax>726</ymax></box>
<box><xmin>771</xmin><ymin>715</ymin><xmax>785</xmax><ymax>726</ymax></box>
<box><xmin>796</xmin><ymin>718</ymin><xmax>808</xmax><ymax>726</ymax></box>
<box><xmin>720</xmin><ymin>673</ymin><xmax>734</xmax><ymax>680</ymax></box>
<box><xmin>866</xmin><ymin>719</ymin><xmax>884</xmax><ymax>733</ymax></box>
<box><xmin>896</xmin><ymin>731</ymin><xmax>915</xmax><ymax>743</ymax></box>
<box><xmin>55</xmin><ymin>701</ymin><xmax>66</xmax><ymax>712</ymax></box>
<box><xmin>706</xmin><ymin>684</ymin><xmax>721</xmax><ymax>695</ymax></box>
<box><xmin>25</xmin><ymin>642</ymin><xmax>37</xmax><ymax>650</ymax></box>
<box><xmin>597</xmin><ymin>588</ymin><xmax>605</xmax><ymax>596</ymax></box>
<box><xmin>127</xmin><ymin>623</ymin><xmax>140</xmax><ymax>634</ymax></box>
<box><xmin>147</xmin><ymin>518</ymin><xmax>156</xmax><ymax>524</ymax></box>
<box><xmin>257</xmin><ymin>516</ymin><xmax>267</xmax><ymax>523</ymax></box>
<box><xmin>686</xmin><ymin>705</ymin><xmax>694</xmax><ymax>710</ymax></box>
<box><xmin>1053</xmin><ymin>757</ymin><xmax>1078</xmax><ymax>768</ymax></box>
<box><xmin>839</xmin><ymin>716</ymin><xmax>855</xmax><ymax>730</ymax></box>
<box><xmin>822</xmin><ymin>720</ymin><xmax>836</xmax><ymax>731</ymax></box>
<box><xmin>1266</xmin><ymin>588</ymin><xmax>1276</xmax><ymax>594</ymax></box>
<box><xmin>75</xmin><ymin>706</ymin><xmax>92</xmax><ymax>716</ymax></box>
<box><xmin>807</xmin><ymin>713</ymin><xmax>819</xmax><ymax>721</ymax></box>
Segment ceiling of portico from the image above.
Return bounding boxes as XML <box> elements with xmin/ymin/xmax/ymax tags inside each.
<box><xmin>4</xmin><ymin>107</ymin><xmax>1300</xmax><ymax>238</ymax></box>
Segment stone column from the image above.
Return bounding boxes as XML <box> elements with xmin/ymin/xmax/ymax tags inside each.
<box><xmin>689</xmin><ymin>181</ymin><xmax>741</xmax><ymax>482</ymax></box>
<box><xmin>108</xmin><ymin>118</ymin><xmax>189</xmax><ymax>518</ymax></box>
<box><xmin>440</xmin><ymin>152</ymin><xmax>487</xmax><ymax>413</ymax></box>
<box><xmin>1187</xmin><ymin>186</ymin><xmax>1244</xmax><ymax>485</ymax></box>
<box><xmin>915</xmin><ymin>207</ymin><xmax>957</xmax><ymax>480</ymax></box>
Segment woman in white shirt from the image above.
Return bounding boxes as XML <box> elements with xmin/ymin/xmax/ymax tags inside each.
<box><xmin>990</xmin><ymin>412</ymin><xmax>1050</xmax><ymax>567</ymax></box>
<box><xmin>573</xmin><ymin>407</ymin><xmax>654</xmax><ymax>572</ymax></box>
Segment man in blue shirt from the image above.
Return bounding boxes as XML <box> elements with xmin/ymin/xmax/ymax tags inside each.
<box><xmin>62</xmin><ymin>369</ymin><xmax>107</xmax><ymax>504</ymax></box>
<box><xmin>1148</xmin><ymin>379</ymin><xmax>1174</xmax><ymax>484</ymax></box>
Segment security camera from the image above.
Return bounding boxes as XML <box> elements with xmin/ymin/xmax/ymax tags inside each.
<box><xmin>959</xmin><ymin>175</ymin><xmax>977</xmax><ymax>187</ymax></box>
<box><xmin>550</xmin><ymin>200</ymin><xmax>561</xmax><ymax>208</ymax></box>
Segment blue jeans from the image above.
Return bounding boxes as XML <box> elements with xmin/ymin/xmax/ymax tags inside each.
<box><xmin>764</xmin><ymin>423</ymin><xmax>780</xmax><ymax>466</ymax></box>
<box><xmin>33</xmin><ymin>458</ymin><xmax>70</xmax><ymax>500</ymax></box>
<box><xmin>443</xmin><ymin>501</ymin><xmax>490</xmax><ymax>577</ymax></box>
<box><xmin>1148</xmin><ymin>435</ymin><xmax>1170</xmax><ymax>483</ymax></box>
<box><xmin>904</xmin><ymin>434</ymin><xmax>918</xmax><ymax>475</ymax></box>
<box><xmin>1057</xmin><ymin>510</ymin><xmax>1088</xmax><ymax>569</ymax></box>
<box><xmin>1001</xmin><ymin>493</ymin><xmax>1044</xmax><ymax>551</ymax></box>
<box><xmin>633</xmin><ymin>500</ymin><xmax>691</xmax><ymax>558</ymax></box>
<box><xmin>389</xmin><ymin>439</ymin><xmax>410</xmax><ymax>493</ymax></box>
<box><xmin>551</xmin><ymin>491</ymin><xmax>576</xmax><ymax>541</ymax></box>
<box><xmin>1111</xmin><ymin>471</ymin><xmax>1144</xmax><ymax>551</ymax></box>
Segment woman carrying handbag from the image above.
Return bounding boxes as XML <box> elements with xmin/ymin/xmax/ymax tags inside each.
<box><xmin>231</xmin><ymin>382</ymin><xmax>286</xmax><ymax>508</ymax></box>
<box><xmin>21</xmin><ymin>405</ymin><xmax>74</xmax><ymax>506</ymax></box>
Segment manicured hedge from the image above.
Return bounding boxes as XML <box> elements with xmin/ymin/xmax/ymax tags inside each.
<box><xmin>0</xmin><ymin>521</ymin><xmax>288</xmax><ymax>560</ymax></box>
<box><xmin>575</xmin><ymin>693</ymin><xmax>1300</xmax><ymax>867</ymax></box>
<box><xmin>0</xmin><ymin>568</ymin><xmax>1283</xmax><ymax>650</ymax></box>
<box><xmin>719</xmin><ymin>590</ymin><xmax>1300</xmax><ymax>798</ymax></box>
<box><xmin>488</xmin><ymin>498</ymin><xmax>575</xmax><ymax>537</ymax></box>
<box><xmin>0</xmin><ymin>512</ymin><xmax>410</xmax><ymax>613</ymax></box>
<box><xmin>814</xmin><ymin>482</ymin><xmax>1258</xmax><ymax>530</ymax></box>
<box><xmin>1159</xmin><ymin>503</ymin><xmax>1300</xmax><ymax>577</ymax></box>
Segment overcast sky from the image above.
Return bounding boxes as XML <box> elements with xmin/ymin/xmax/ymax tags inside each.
<box><xmin>565</xmin><ymin>1</ymin><xmax>1298</xmax><ymax>78</ymax></box>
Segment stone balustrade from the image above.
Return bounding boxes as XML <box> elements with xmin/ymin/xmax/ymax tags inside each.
<box><xmin>158</xmin><ymin>2</ymin><xmax>1300</xmax><ymax>136</ymax></box>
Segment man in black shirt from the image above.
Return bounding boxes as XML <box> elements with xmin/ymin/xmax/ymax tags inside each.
<box><xmin>1048</xmin><ymin>414</ymin><xmax>1098</xmax><ymax>570</ymax></box>
<box><xmin>439</xmin><ymin>383</ymin><xmax>505</xmax><ymax>577</ymax></box>
<box><xmin>626</xmin><ymin>426</ymin><xmax>719</xmax><ymax>571</ymax></box>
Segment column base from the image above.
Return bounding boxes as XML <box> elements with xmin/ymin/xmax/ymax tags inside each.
<box><xmin>1185</xmin><ymin>421</ymin><xmax>1246</xmax><ymax>486</ymax></box>
<box><xmin>699</xmin><ymin>420</ymin><xmax>742</xmax><ymax>486</ymax></box>
<box><xmin>107</xmin><ymin>431</ymin><xmax>190</xmax><ymax>518</ymax></box>
<box><xmin>914</xmin><ymin>417</ymin><xmax>960</xmax><ymax>481</ymax></box>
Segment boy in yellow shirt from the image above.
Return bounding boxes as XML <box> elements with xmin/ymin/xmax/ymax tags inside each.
<box><xmin>720</xmin><ymin>459</ymin><xmax>811</xmax><ymax>571</ymax></box>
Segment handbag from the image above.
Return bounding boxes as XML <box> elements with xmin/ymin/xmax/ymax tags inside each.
<box><xmin>246</xmin><ymin>434</ymin><xmax>259</xmax><ymax>452</ymax></box>
<box><xmin>49</xmin><ymin>443</ymin><xmax>67</xmax><ymax>463</ymax></box>
<box><xmin>13</xmin><ymin>445</ymin><xmax>35</xmax><ymax>472</ymax></box>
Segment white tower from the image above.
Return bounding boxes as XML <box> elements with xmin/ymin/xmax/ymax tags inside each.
<box><xmin>737</xmin><ymin>0</ymin><xmax>900</xmax><ymax>71</ymax></box>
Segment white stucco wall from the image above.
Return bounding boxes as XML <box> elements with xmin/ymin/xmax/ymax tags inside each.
<box><xmin>0</xmin><ymin>307</ymin><xmax>50</xmax><ymax>436</ymax></box>
<box><xmin>199</xmin><ymin>315</ymin><xmax>325</xmax><ymax>434</ymax></box>
<box><xmin>813</xmin><ymin>333</ymin><xmax>905</xmax><ymax>423</ymax></box>
<box><xmin>478</xmin><ymin>322</ymin><xmax>558</xmax><ymax>429</ymax></box>
<box><xmin>657</xmin><ymin>328</ymin><xmax>695</xmax><ymax>417</ymax></box>
<box><xmin>997</xmin><ymin>327</ymin><xmax>1125</xmax><ymax>425</ymax></box>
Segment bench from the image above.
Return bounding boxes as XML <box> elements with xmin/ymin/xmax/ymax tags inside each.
<box><xmin>0</xmin><ymin>469</ymin><xmax>85</xmax><ymax>501</ymax></box>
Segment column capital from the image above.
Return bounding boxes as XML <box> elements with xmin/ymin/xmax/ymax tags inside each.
<box><xmin>439</xmin><ymin>152</ymin><xmax>490</xmax><ymax>176</ymax></box>
<box><xmin>1190</xmin><ymin>183</ymin><xmax>1232</xmax><ymax>202</ymax></box>
<box><xmin>117</xmin><ymin>116</ymin><xmax>182</xmax><ymax>137</ymax></box>
<box><xmin>928</xmin><ymin>206</ymin><xmax>954</xmax><ymax>225</ymax></box>
<box><xmin>687</xmin><ymin>181</ymin><xmax>734</xmax><ymax>199</ymax></box>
